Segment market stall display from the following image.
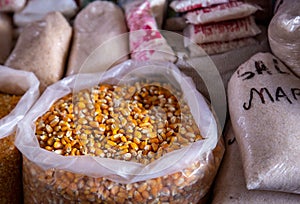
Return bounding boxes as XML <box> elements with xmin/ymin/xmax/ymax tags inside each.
<box><xmin>0</xmin><ymin>0</ymin><xmax>297</xmax><ymax>203</ymax></box>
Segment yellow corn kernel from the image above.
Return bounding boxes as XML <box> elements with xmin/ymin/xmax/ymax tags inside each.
<box><xmin>133</xmin><ymin>137</ymin><xmax>141</xmax><ymax>145</ymax></box>
<box><xmin>151</xmin><ymin>143</ymin><xmax>158</xmax><ymax>152</ymax></box>
<box><xmin>78</xmin><ymin>118</ymin><xmax>88</xmax><ymax>125</ymax></box>
<box><xmin>134</xmin><ymin>131</ymin><xmax>141</xmax><ymax>139</ymax></box>
<box><xmin>99</xmin><ymin>124</ymin><xmax>106</xmax><ymax>132</ymax></box>
<box><xmin>53</xmin><ymin>141</ymin><xmax>63</xmax><ymax>149</ymax></box>
<box><xmin>149</xmin><ymin>138</ymin><xmax>159</xmax><ymax>144</ymax></box>
<box><xmin>107</xmin><ymin>140</ymin><xmax>117</xmax><ymax>147</ymax></box>
<box><xmin>120</xmin><ymin>136</ymin><xmax>127</xmax><ymax>143</ymax></box>
<box><xmin>65</xmin><ymin>143</ymin><xmax>72</xmax><ymax>153</ymax></box>
<box><xmin>130</xmin><ymin>142</ymin><xmax>139</xmax><ymax>151</ymax></box>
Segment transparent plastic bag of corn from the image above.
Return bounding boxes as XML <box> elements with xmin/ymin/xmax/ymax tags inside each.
<box><xmin>16</xmin><ymin>61</ymin><xmax>224</xmax><ymax>204</ymax></box>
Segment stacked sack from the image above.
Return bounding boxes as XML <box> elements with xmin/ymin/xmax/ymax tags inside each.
<box><xmin>0</xmin><ymin>0</ymin><xmax>26</xmax><ymax>64</ymax></box>
<box><xmin>170</xmin><ymin>0</ymin><xmax>261</xmax><ymax>56</ymax></box>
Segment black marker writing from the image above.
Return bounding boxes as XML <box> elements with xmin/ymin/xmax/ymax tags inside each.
<box><xmin>243</xmin><ymin>87</ymin><xmax>299</xmax><ymax>110</ymax></box>
<box><xmin>255</xmin><ymin>60</ymin><xmax>272</xmax><ymax>75</ymax></box>
<box><xmin>243</xmin><ymin>87</ymin><xmax>274</xmax><ymax>110</ymax></box>
<box><xmin>276</xmin><ymin>87</ymin><xmax>292</xmax><ymax>104</ymax></box>
<box><xmin>292</xmin><ymin>88</ymin><xmax>300</xmax><ymax>100</ymax></box>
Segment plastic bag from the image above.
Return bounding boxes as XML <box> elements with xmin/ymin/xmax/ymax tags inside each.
<box><xmin>16</xmin><ymin>60</ymin><xmax>224</xmax><ymax>203</ymax></box>
<box><xmin>268</xmin><ymin>0</ymin><xmax>300</xmax><ymax>76</ymax></box>
<box><xmin>0</xmin><ymin>66</ymin><xmax>39</xmax><ymax>204</ymax></box>
<box><xmin>66</xmin><ymin>1</ymin><xmax>129</xmax><ymax>76</ymax></box>
<box><xmin>212</xmin><ymin>122</ymin><xmax>300</xmax><ymax>203</ymax></box>
<box><xmin>13</xmin><ymin>0</ymin><xmax>77</xmax><ymax>27</ymax></box>
<box><xmin>188</xmin><ymin>37</ymin><xmax>257</xmax><ymax>56</ymax></box>
<box><xmin>0</xmin><ymin>0</ymin><xmax>25</xmax><ymax>12</ymax></box>
<box><xmin>228</xmin><ymin>52</ymin><xmax>300</xmax><ymax>194</ymax></box>
<box><xmin>184</xmin><ymin>16</ymin><xmax>261</xmax><ymax>44</ymax></box>
<box><xmin>185</xmin><ymin>1</ymin><xmax>259</xmax><ymax>25</ymax></box>
<box><xmin>170</xmin><ymin>0</ymin><xmax>229</xmax><ymax>12</ymax></box>
<box><xmin>6</xmin><ymin>12</ymin><xmax>72</xmax><ymax>92</ymax></box>
<box><xmin>122</xmin><ymin>0</ymin><xmax>176</xmax><ymax>62</ymax></box>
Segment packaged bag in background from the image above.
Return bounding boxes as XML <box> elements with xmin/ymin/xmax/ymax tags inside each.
<box><xmin>189</xmin><ymin>38</ymin><xmax>257</xmax><ymax>56</ymax></box>
<box><xmin>66</xmin><ymin>1</ymin><xmax>128</xmax><ymax>76</ymax></box>
<box><xmin>0</xmin><ymin>66</ymin><xmax>39</xmax><ymax>204</ymax></box>
<box><xmin>0</xmin><ymin>0</ymin><xmax>25</xmax><ymax>12</ymax></box>
<box><xmin>170</xmin><ymin>0</ymin><xmax>229</xmax><ymax>12</ymax></box>
<box><xmin>16</xmin><ymin>61</ymin><xmax>224</xmax><ymax>203</ymax></box>
<box><xmin>5</xmin><ymin>12</ymin><xmax>72</xmax><ymax>92</ymax></box>
<box><xmin>228</xmin><ymin>52</ymin><xmax>300</xmax><ymax>194</ymax></box>
<box><xmin>13</xmin><ymin>0</ymin><xmax>78</xmax><ymax>27</ymax></box>
<box><xmin>268</xmin><ymin>0</ymin><xmax>300</xmax><ymax>76</ymax></box>
<box><xmin>122</xmin><ymin>0</ymin><xmax>176</xmax><ymax>62</ymax></box>
<box><xmin>184</xmin><ymin>16</ymin><xmax>261</xmax><ymax>45</ymax></box>
<box><xmin>185</xmin><ymin>1</ymin><xmax>259</xmax><ymax>25</ymax></box>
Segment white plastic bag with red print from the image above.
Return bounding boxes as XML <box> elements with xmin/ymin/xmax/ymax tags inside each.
<box><xmin>122</xmin><ymin>0</ymin><xmax>176</xmax><ymax>62</ymax></box>
<box><xmin>170</xmin><ymin>0</ymin><xmax>229</xmax><ymax>12</ymax></box>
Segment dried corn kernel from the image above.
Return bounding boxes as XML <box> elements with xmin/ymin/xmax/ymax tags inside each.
<box><xmin>35</xmin><ymin>82</ymin><xmax>203</xmax><ymax>165</ymax></box>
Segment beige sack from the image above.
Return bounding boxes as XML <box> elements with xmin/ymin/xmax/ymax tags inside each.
<box><xmin>66</xmin><ymin>1</ymin><xmax>129</xmax><ymax>76</ymax></box>
<box><xmin>5</xmin><ymin>12</ymin><xmax>72</xmax><ymax>92</ymax></box>
<box><xmin>228</xmin><ymin>52</ymin><xmax>300</xmax><ymax>193</ymax></box>
<box><xmin>212</xmin><ymin>122</ymin><xmax>300</xmax><ymax>203</ymax></box>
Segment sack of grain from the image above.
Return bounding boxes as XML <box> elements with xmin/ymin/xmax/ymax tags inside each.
<box><xmin>0</xmin><ymin>66</ymin><xmax>39</xmax><ymax>204</ymax></box>
<box><xmin>170</xmin><ymin>0</ymin><xmax>229</xmax><ymax>12</ymax></box>
<box><xmin>5</xmin><ymin>12</ymin><xmax>72</xmax><ymax>92</ymax></box>
<box><xmin>123</xmin><ymin>0</ymin><xmax>176</xmax><ymax>62</ymax></box>
<box><xmin>66</xmin><ymin>1</ymin><xmax>129</xmax><ymax>76</ymax></box>
<box><xmin>189</xmin><ymin>37</ymin><xmax>257</xmax><ymax>56</ymax></box>
<box><xmin>16</xmin><ymin>60</ymin><xmax>224</xmax><ymax>203</ymax></box>
<box><xmin>184</xmin><ymin>16</ymin><xmax>261</xmax><ymax>44</ymax></box>
<box><xmin>13</xmin><ymin>0</ymin><xmax>78</xmax><ymax>27</ymax></box>
<box><xmin>212</xmin><ymin>122</ymin><xmax>300</xmax><ymax>203</ymax></box>
<box><xmin>268</xmin><ymin>0</ymin><xmax>300</xmax><ymax>76</ymax></box>
<box><xmin>185</xmin><ymin>1</ymin><xmax>259</xmax><ymax>25</ymax></box>
<box><xmin>228</xmin><ymin>52</ymin><xmax>300</xmax><ymax>194</ymax></box>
